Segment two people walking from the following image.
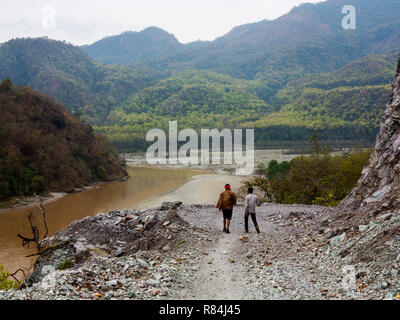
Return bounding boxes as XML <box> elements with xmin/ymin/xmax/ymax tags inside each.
<box><xmin>216</xmin><ymin>184</ymin><xmax>261</xmax><ymax>234</ymax></box>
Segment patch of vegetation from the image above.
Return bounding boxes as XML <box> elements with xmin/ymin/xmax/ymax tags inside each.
<box><xmin>57</xmin><ymin>259</ymin><xmax>74</xmax><ymax>271</ymax></box>
<box><xmin>244</xmin><ymin>138</ymin><xmax>372</xmax><ymax>206</ymax></box>
<box><xmin>257</xmin><ymin>160</ymin><xmax>291</xmax><ymax>181</ymax></box>
<box><xmin>0</xmin><ymin>265</ymin><xmax>18</xmax><ymax>291</ymax></box>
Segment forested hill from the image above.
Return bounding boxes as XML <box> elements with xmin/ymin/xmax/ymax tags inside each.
<box><xmin>246</xmin><ymin>54</ymin><xmax>398</xmax><ymax>145</ymax></box>
<box><xmin>0</xmin><ymin>79</ymin><xmax>127</xmax><ymax>201</ymax></box>
<box><xmin>273</xmin><ymin>54</ymin><xmax>398</xmax><ymax>106</ymax></box>
<box><xmin>97</xmin><ymin>70</ymin><xmax>273</xmax><ymax>151</ymax></box>
<box><xmin>96</xmin><ymin>54</ymin><xmax>398</xmax><ymax>150</ymax></box>
<box><xmin>0</xmin><ymin>37</ymin><xmax>164</xmax><ymax>124</ymax></box>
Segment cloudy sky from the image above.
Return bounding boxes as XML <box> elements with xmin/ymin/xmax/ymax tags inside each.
<box><xmin>0</xmin><ymin>0</ymin><xmax>325</xmax><ymax>45</ymax></box>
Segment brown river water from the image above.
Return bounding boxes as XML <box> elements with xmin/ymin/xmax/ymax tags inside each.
<box><xmin>0</xmin><ymin>166</ymin><xmax>208</xmax><ymax>278</ymax></box>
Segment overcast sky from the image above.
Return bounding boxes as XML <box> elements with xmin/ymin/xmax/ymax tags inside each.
<box><xmin>0</xmin><ymin>0</ymin><xmax>325</xmax><ymax>46</ymax></box>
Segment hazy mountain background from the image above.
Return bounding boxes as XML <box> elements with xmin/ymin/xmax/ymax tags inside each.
<box><xmin>81</xmin><ymin>27</ymin><xmax>186</xmax><ymax>65</ymax></box>
<box><xmin>1</xmin><ymin>0</ymin><xmax>399</xmax><ymax>150</ymax></box>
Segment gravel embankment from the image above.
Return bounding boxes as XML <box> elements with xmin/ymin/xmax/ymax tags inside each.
<box><xmin>1</xmin><ymin>202</ymin><xmax>399</xmax><ymax>300</ymax></box>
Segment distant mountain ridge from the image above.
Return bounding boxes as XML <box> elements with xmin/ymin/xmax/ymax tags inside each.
<box><xmin>83</xmin><ymin>0</ymin><xmax>400</xmax><ymax>83</ymax></box>
<box><xmin>81</xmin><ymin>27</ymin><xmax>185</xmax><ymax>65</ymax></box>
<box><xmin>139</xmin><ymin>0</ymin><xmax>400</xmax><ymax>85</ymax></box>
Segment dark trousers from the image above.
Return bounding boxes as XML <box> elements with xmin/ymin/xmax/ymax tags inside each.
<box><xmin>244</xmin><ymin>212</ymin><xmax>258</xmax><ymax>231</ymax></box>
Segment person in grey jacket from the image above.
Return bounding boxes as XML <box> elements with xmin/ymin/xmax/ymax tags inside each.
<box><xmin>244</xmin><ymin>187</ymin><xmax>261</xmax><ymax>234</ymax></box>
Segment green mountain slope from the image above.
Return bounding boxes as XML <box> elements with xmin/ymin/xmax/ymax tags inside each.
<box><xmin>252</xmin><ymin>85</ymin><xmax>391</xmax><ymax>143</ymax></box>
<box><xmin>0</xmin><ymin>79</ymin><xmax>126</xmax><ymax>201</ymax></box>
<box><xmin>96</xmin><ymin>70</ymin><xmax>273</xmax><ymax>151</ymax></box>
<box><xmin>247</xmin><ymin>54</ymin><xmax>398</xmax><ymax>145</ymax></box>
<box><xmin>273</xmin><ymin>53</ymin><xmax>398</xmax><ymax>106</ymax></box>
<box><xmin>0</xmin><ymin>37</ymin><xmax>163</xmax><ymax>124</ymax></box>
<box><xmin>97</xmin><ymin>53</ymin><xmax>397</xmax><ymax>150</ymax></box>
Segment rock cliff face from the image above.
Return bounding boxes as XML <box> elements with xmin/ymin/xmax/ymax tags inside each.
<box><xmin>340</xmin><ymin>55</ymin><xmax>400</xmax><ymax>211</ymax></box>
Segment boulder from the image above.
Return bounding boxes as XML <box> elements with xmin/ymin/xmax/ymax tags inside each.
<box><xmin>136</xmin><ymin>258</ymin><xmax>150</xmax><ymax>269</ymax></box>
<box><xmin>160</xmin><ymin>201</ymin><xmax>183</xmax><ymax>211</ymax></box>
<box><xmin>330</xmin><ymin>233</ymin><xmax>346</xmax><ymax>246</ymax></box>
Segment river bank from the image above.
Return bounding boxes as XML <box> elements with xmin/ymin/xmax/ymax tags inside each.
<box><xmin>0</xmin><ymin>176</ymin><xmax>129</xmax><ymax>214</ymax></box>
<box><xmin>0</xmin><ymin>147</ymin><xmax>352</xmax><ymax>214</ymax></box>
<box><xmin>0</xmin><ymin>192</ymin><xmax>67</xmax><ymax>214</ymax></box>
<box><xmin>0</xmin><ymin>167</ymin><xmax>210</xmax><ymax>278</ymax></box>
<box><xmin>121</xmin><ymin>148</ymin><xmax>354</xmax><ymax>175</ymax></box>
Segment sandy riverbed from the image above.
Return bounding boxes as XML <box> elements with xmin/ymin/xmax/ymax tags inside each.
<box><xmin>138</xmin><ymin>174</ymin><xmax>244</xmax><ymax>209</ymax></box>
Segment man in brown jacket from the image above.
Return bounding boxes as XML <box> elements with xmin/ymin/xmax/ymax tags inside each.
<box><xmin>216</xmin><ymin>184</ymin><xmax>237</xmax><ymax>233</ymax></box>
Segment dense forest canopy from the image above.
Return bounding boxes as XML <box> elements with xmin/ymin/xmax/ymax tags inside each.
<box><xmin>96</xmin><ymin>70</ymin><xmax>273</xmax><ymax>151</ymax></box>
<box><xmin>245</xmin><ymin>54</ymin><xmax>398</xmax><ymax>145</ymax></box>
<box><xmin>0</xmin><ymin>79</ymin><xmax>126</xmax><ymax>201</ymax></box>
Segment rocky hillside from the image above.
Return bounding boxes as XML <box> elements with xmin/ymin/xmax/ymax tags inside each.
<box><xmin>313</xmin><ymin>55</ymin><xmax>400</xmax><ymax>296</ymax></box>
<box><xmin>341</xmin><ymin>55</ymin><xmax>400</xmax><ymax>211</ymax></box>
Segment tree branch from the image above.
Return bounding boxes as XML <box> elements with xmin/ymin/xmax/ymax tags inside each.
<box><xmin>38</xmin><ymin>201</ymin><xmax>49</xmax><ymax>239</ymax></box>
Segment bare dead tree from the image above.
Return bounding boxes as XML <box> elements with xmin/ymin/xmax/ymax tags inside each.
<box><xmin>10</xmin><ymin>198</ymin><xmax>50</xmax><ymax>287</ymax></box>
<box><xmin>17</xmin><ymin>212</ymin><xmax>40</xmax><ymax>249</ymax></box>
<box><xmin>38</xmin><ymin>200</ymin><xmax>49</xmax><ymax>239</ymax></box>
<box><xmin>17</xmin><ymin>198</ymin><xmax>49</xmax><ymax>254</ymax></box>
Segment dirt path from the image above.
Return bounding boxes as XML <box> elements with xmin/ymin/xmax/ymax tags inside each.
<box><xmin>174</xmin><ymin>202</ymin><xmax>394</xmax><ymax>300</ymax></box>
<box><xmin>169</xmin><ymin>203</ymin><xmax>346</xmax><ymax>300</ymax></box>
<box><xmin>187</xmin><ymin>233</ymin><xmax>263</xmax><ymax>300</ymax></box>
<box><xmin>174</xmin><ymin>204</ymin><xmax>285</xmax><ymax>300</ymax></box>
